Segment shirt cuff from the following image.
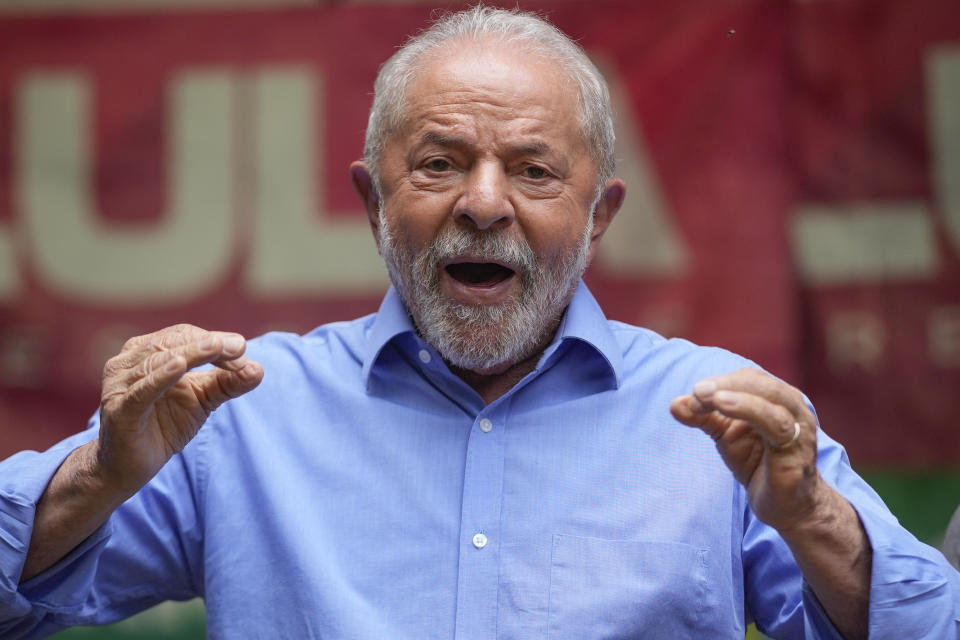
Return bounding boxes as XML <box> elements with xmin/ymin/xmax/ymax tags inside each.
<box><xmin>854</xmin><ymin>500</ymin><xmax>960</xmax><ymax>639</ymax></box>
<box><xmin>0</xmin><ymin>428</ymin><xmax>105</xmax><ymax>626</ymax></box>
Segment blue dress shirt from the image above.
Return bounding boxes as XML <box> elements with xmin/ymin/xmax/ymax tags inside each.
<box><xmin>1</xmin><ymin>283</ymin><xmax>958</xmax><ymax>639</ymax></box>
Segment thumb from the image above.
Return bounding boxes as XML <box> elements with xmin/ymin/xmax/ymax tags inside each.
<box><xmin>190</xmin><ymin>361</ymin><xmax>264</xmax><ymax>412</ymax></box>
<box><xmin>670</xmin><ymin>394</ymin><xmax>724</xmax><ymax>437</ymax></box>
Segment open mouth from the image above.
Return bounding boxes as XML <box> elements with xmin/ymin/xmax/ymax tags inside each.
<box><xmin>444</xmin><ymin>262</ymin><xmax>516</xmax><ymax>288</ymax></box>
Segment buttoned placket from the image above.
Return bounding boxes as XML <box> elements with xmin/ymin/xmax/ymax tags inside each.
<box><xmin>407</xmin><ymin>341</ymin><xmax>517</xmax><ymax>639</ymax></box>
<box><xmin>453</xmin><ymin>409</ymin><xmax>506</xmax><ymax>639</ymax></box>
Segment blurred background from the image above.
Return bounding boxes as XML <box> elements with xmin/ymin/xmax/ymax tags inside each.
<box><xmin>0</xmin><ymin>0</ymin><xmax>957</xmax><ymax>637</ymax></box>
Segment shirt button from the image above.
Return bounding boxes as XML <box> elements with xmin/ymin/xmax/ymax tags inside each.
<box><xmin>472</xmin><ymin>533</ymin><xmax>488</xmax><ymax>549</ymax></box>
<box><xmin>418</xmin><ymin>349</ymin><xmax>431</xmax><ymax>364</ymax></box>
<box><xmin>478</xmin><ymin>418</ymin><xmax>493</xmax><ymax>433</ymax></box>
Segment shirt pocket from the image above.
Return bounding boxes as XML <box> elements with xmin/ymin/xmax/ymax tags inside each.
<box><xmin>547</xmin><ymin>534</ymin><xmax>710</xmax><ymax>639</ymax></box>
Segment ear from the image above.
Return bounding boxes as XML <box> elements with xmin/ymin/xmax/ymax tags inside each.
<box><xmin>586</xmin><ymin>178</ymin><xmax>626</xmax><ymax>265</ymax></box>
<box><xmin>349</xmin><ymin>160</ymin><xmax>382</xmax><ymax>251</ymax></box>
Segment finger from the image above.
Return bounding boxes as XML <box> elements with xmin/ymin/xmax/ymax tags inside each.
<box><xmin>117</xmin><ymin>325</ymin><xmax>247</xmax><ymax>365</ymax></box>
<box><xmin>103</xmin><ymin>352</ymin><xmax>191</xmax><ymax>427</ymax></box>
<box><xmin>162</xmin><ymin>332</ymin><xmax>249</xmax><ymax>372</ymax></box>
<box><xmin>151</xmin><ymin>331</ymin><xmax>249</xmax><ymax>372</ymax></box>
<box><xmin>116</xmin><ymin>324</ymin><xmax>209</xmax><ymax>362</ymax></box>
<box><xmin>672</xmin><ymin>392</ymin><xmax>765</xmax><ymax>441</ymax></box>
<box><xmin>122</xmin><ymin>338</ymin><xmax>224</xmax><ymax>391</ymax></box>
<box><xmin>210</xmin><ymin>333</ymin><xmax>249</xmax><ymax>371</ymax></box>
<box><xmin>185</xmin><ymin>360</ymin><xmax>265</xmax><ymax>412</ymax></box>
<box><xmin>692</xmin><ymin>368</ymin><xmax>808</xmax><ymax>418</ymax></box>
<box><xmin>103</xmin><ymin>325</ymin><xmax>204</xmax><ymax>380</ymax></box>
<box><xmin>670</xmin><ymin>394</ymin><xmax>707</xmax><ymax>425</ymax></box>
<box><xmin>107</xmin><ymin>331</ymin><xmax>250</xmax><ymax>389</ymax></box>
<box><xmin>105</xmin><ymin>356</ymin><xmax>263</xmax><ymax>437</ymax></box>
<box><xmin>670</xmin><ymin>394</ymin><xmax>731</xmax><ymax>441</ymax></box>
<box><xmin>708</xmin><ymin>389</ymin><xmax>812</xmax><ymax>451</ymax></box>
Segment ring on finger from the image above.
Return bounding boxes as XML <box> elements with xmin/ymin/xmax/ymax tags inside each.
<box><xmin>772</xmin><ymin>421</ymin><xmax>801</xmax><ymax>450</ymax></box>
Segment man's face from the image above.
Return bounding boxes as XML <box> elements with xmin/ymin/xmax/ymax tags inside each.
<box><xmin>362</xmin><ymin>41</ymin><xmax>618</xmax><ymax>374</ymax></box>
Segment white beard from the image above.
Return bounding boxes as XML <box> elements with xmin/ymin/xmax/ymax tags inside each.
<box><xmin>378</xmin><ymin>211</ymin><xmax>593</xmax><ymax>373</ymax></box>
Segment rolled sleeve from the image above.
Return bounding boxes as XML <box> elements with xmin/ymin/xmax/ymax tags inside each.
<box><xmin>747</xmin><ymin>426</ymin><xmax>960</xmax><ymax>639</ymax></box>
<box><xmin>817</xmin><ymin>432</ymin><xmax>960</xmax><ymax>638</ymax></box>
<box><xmin>0</xmin><ymin>428</ymin><xmax>101</xmax><ymax>637</ymax></box>
<box><xmin>857</xmin><ymin>504</ymin><xmax>960</xmax><ymax>638</ymax></box>
<box><xmin>0</xmin><ymin>417</ymin><xmax>205</xmax><ymax>639</ymax></box>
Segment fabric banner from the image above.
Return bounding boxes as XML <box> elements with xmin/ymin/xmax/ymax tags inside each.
<box><xmin>788</xmin><ymin>1</ymin><xmax>960</xmax><ymax>465</ymax></box>
<box><xmin>0</xmin><ymin>0</ymin><xmax>957</xmax><ymax>465</ymax></box>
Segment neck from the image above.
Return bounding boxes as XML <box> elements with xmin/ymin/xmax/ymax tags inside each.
<box><xmin>448</xmin><ymin>322</ymin><xmax>559</xmax><ymax>404</ymax></box>
<box><xmin>450</xmin><ymin>352</ymin><xmax>540</xmax><ymax>405</ymax></box>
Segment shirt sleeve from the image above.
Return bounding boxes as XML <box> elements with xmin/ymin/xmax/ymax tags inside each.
<box><xmin>0</xmin><ymin>416</ymin><xmax>206</xmax><ymax>639</ymax></box>
<box><xmin>743</xmin><ymin>425</ymin><xmax>960</xmax><ymax>639</ymax></box>
<box><xmin>943</xmin><ymin>506</ymin><xmax>960</xmax><ymax>571</ymax></box>
<box><xmin>825</xmin><ymin>444</ymin><xmax>960</xmax><ymax>639</ymax></box>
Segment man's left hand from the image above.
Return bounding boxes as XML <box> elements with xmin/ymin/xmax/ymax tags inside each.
<box><xmin>671</xmin><ymin>368</ymin><xmax>872</xmax><ymax>638</ymax></box>
<box><xmin>669</xmin><ymin>367</ymin><xmax>827</xmax><ymax>533</ymax></box>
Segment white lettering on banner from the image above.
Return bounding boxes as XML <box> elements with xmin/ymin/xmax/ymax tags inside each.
<box><xmin>17</xmin><ymin>71</ymin><xmax>235</xmax><ymax>304</ymax></box>
<box><xmin>928</xmin><ymin>47</ymin><xmax>960</xmax><ymax>254</ymax></box>
<box><xmin>8</xmin><ymin>63</ymin><xmax>694</xmax><ymax>304</ymax></box>
<box><xmin>246</xmin><ymin>68</ymin><xmax>387</xmax><ymax>296</ymax></box>
<box><xmin>0</xmin><ymin>325</ymin><xmax>47</xmax><ymax>388</ymax></box>
<box><xmin>826</xmin><ymin>311</ymin><xmax>886</xmax><ymax>374</ymax></box>
<box><xmin>6</xmin><ymin>50</ymin><xmax>955</xmax><ymax>302</ymax></box>
<box><xmin>791</xmin><ymin>47</ymin><xmax>959</xmax><ymax>284</ymax></box>
<box><xmin>593</xmin><ymin>59</ymin><xmax>689</xmax><ymax>277</ymax></box>
<box><xmin>821</xmin><ymin>305</ymin><xmax>960</xmax><ymax>374</ymax></box>
<box><xmin>791</xmin><ymin>204</ymin><xmax>938</xmax><ymax>283</ymax></box>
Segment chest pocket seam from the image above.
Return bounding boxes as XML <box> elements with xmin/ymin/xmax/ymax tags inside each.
<box><xmin>546</xmin><ymin>534</ymin><xmax>711</xmax><ymax>639</ymax></box>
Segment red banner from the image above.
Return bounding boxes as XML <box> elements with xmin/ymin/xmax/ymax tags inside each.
<box><xmin>0</xmin><ymin>1</ymin><xmax>957</xmax><ymax>465</ymax></box>
<box><xmin>789</xmin><ymin>1</ymin><xmax>960</xmax><ymax>465</ymax></box>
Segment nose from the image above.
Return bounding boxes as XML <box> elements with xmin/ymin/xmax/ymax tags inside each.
<box><xmin>453</xmin><ymin>162</ymin><xmax>515</xmax><ymax>230</ymax></box>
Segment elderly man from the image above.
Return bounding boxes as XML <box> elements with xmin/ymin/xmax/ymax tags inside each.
<box><xmin>1</xmin><ymin>6</ymin><xmax>956</xmax><ymax>639</ymax></box>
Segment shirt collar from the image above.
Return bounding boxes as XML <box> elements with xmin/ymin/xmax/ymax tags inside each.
<box><xmin>362</xmin><ymin>281</ymin><xmax>623</xmax><ymax>390</ymax></box>
<box><xmin>547</xmin><ymin>280</ymin><xmax>623</xmax><ymax>388</ymax></box>
<box><xmin>361</xmin><ymin>286</ymin><xmax>418</xmax><ymax>387</ymax></box>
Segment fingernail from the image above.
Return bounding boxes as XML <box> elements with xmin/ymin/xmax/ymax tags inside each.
<box><xmin>693</xmin><ymin>380</ymin><xmax>717</xmax><ymax>399</ymax></box>
<box><xmin>715</xmin><ymin>390</ymin><xmax>738</xmax><ymax>409</ymax></box>
<box><xmin>222</xmin><ymin>334</ymin><xmax>244</xmax><ymax>355</ymax></box>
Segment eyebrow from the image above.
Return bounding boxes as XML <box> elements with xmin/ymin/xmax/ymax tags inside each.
<box><xmin>417</xmin><ymin>131</ymin><xmax>468</xmax><ymax>150</ymax></box>
<box><xmin>511</xmin><ymin>141</ymin><xmax>552</xmax><ymax>157</ymax></box>
<box><xmin>412</xmin><ymin>132</ymin><xmax>555</xmax><ymax>157</ymax></box>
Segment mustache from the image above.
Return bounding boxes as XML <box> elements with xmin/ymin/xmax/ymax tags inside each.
<box><xmin>425</xmin><ymin>226</ymin><xmax>539</xmax><ymax>277</ymax></box>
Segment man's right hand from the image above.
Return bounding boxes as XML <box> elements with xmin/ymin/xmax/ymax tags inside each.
<box><xmin>21</xmin><ymin>325</ymin><xmax>263</xmax><ymax>582</ymax></box>
<box><xmin>96</xmin><ymin>324</ymin><xmax>264</xmax><ymax>493</ymax></box>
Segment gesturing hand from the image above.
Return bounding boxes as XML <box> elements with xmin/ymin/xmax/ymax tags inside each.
<box><xmin>96</xmin><ymin>324</ymin><xmax>264</xmax><ymax>493</ymax></box>
<box><xmin>669</xmin><ymin>367</ymin><xmax>825</xmax><ymax>533</ymax></box>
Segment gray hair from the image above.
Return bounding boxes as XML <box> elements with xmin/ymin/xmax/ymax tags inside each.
<box><xmin>363</xmin><ymin>5</ymin><xmax>616</xmax><ymax>199</ymax></box>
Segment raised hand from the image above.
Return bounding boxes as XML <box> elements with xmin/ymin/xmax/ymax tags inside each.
<box><xmin>96</xmin><ymin>324</ymin><xmax>264</xmax><ymax>492</ymax></box>
<box><xmin>670</xmin><ymin>367</ymin><xmax>872</xmax><ymax>638</ymax></box>
<box><xmin>668</xmin><ymin>367</ymin><xmax>822</xmax><ymax>532</ymax></box>
<box><xmin>22</xmin><ymin>324</ymin><xmax>263</xmax><ymax>582</ymax></box>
